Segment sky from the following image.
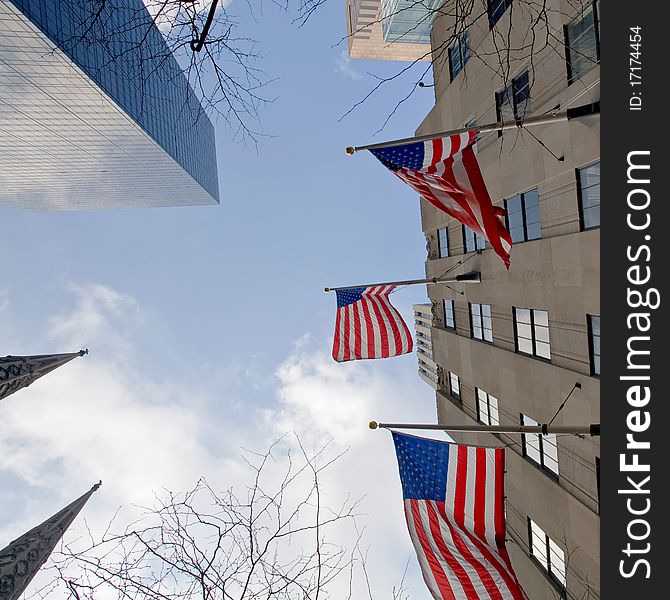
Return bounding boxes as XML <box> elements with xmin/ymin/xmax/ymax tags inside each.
<box><xmin>0</xmin><ymin>2</ymin><xmax>445</xmax><ymax>598</ymax></box>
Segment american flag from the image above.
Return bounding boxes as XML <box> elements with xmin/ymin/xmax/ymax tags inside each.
<box><xmin>370</xmin><ymin>132</ymin><xmax>513</xmax><ymax>268</ymax></box>
<box><xmin>392</xmin><ymin>431</ymin><xmax>525</xmax><ymax>600</ymax></box>
<box><xmin>332</xmin><ymin>285</ymin><xmax>412</xmax><ymax>362</ymax></box>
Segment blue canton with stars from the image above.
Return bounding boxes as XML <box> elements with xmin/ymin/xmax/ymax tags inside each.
<box><xmin>335</xmin><ymin>288</ymin><xmax>367</xmax><ymax>308</ymax></box>
<box><xmin>392</xmin><ymin>432</ymin><xmax>450</xmax><ymax>502</ymax></box>
<box><xmin>370</xmin><ymin>142</ymin><xmax>425</xmax><ymax>172</ymax></box>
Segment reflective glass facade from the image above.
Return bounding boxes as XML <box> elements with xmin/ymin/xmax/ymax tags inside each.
<box><xmin>380</xmin><ymin>0</ymin><xmax>442</xmax><ymax>44</ymax></box>
<box><xmin>1</xmin><ymin>0</ymin><xmax>219</xmax><ymax>209</ymax></box>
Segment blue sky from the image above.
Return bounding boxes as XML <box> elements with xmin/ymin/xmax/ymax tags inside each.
<box><xmin>0</xmin><ymin>3</ymin><xmax>444</xmax><ymax>598</ymax></box>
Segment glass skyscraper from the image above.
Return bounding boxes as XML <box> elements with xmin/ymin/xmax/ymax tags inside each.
<box><xmin>0</xmin><ymin>0</ymin><xmax>219</xmax><ymax>209</ymax></box>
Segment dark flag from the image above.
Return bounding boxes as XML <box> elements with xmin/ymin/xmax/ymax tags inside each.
<box><xmin>0</xmin><ymin>350</ymin><xmax>87</xmax><ymax>402</ymax></box>
<box><xmin>0</xmin><ymin>482</ymin><xmax>101</xmax><ymax>600</ymax></box>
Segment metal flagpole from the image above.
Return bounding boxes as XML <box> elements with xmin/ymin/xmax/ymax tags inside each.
<box><xmin>345</xmin><ymin>102</ymin><xmax>600</xmax><ymax>155</ymax></box>
<box><xmin>369</xmin><ymin>420</ymin><xmax>600</xmax><ymax>436</ymax></box>
<box><xmin>324</xmin><ymin>271</ymin><xmax>481</xmax><ymax>293</ymax></box>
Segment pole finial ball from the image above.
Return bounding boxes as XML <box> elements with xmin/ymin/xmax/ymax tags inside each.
<box><xmin>345</xmin><ymin>147</ymin><xmax>355</xmax><ymax>156</ymax></box>
<box><xmin>369</xmin><ymin>421</ymin><xmax>378</xmax><ymax>430</ymax></box>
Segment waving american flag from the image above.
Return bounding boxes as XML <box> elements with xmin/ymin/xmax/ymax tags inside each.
<box><xmin>370</xmin><ymin>132</ymin><xmax>512</xmax><ymax>268</ymax></box>
<box><xmin>332</xmin><ymin>285</ymin><xmax>412</xmax><ymax>362</ymax></box>
<box><xmin>392</xmin><ymin>431</ymin><xmax>525</xmax><ymax>600</ymax></box>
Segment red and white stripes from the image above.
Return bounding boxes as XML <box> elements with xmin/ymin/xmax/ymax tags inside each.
<box><xmin>405</xmin><ymin>446</ymin><xmax>524</xmax><ymax>600</ymax></box>
<box><xmin>394</xmin><ymin>133</ymin><xmax>512</xmax><ymax>269</ymax></box>
<box><xmin>332</xmin><ymin>285</ymin><xmax>412</xmax><ymax>362</ymax></box>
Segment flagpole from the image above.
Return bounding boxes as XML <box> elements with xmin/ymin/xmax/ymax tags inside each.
<box><xmin>345</xmin><ymin>102</ymin><xmax>600</xmax><ymax>155</ymax></box>
<box><xmin>369</xmin><ymin>420</ymin><xmax>600</xmax><ymax>436</ymax></box>
<box><xmin>324</xmin><ymin>271</ymin><xmax>480</xmax><ymax>293</ymax></box>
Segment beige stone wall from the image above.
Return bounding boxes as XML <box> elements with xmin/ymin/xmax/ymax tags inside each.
<box><xmin>418</xmin><ymin>1</ymin><xmax>600</xmax><ymax>598</ymax></box>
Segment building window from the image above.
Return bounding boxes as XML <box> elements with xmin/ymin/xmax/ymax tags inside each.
<box><xmin>470</xmin><ymin>303</ymin><xmax>493</xmax><ymax>342</ymax></box>
<box><xmin>477</xmin><ymin>388</ymin><xmax>499</xmax><ymax>425</ymax></box>
<box><xmin>565</xmin><ymin>2</ymin><xmax>600</xmax><ymax>84</ymax></box>
<box><xmin>521</xmin><ymin>414</ymin><xmax>559</xmax><ymax>477</ymax></box>
<box><xmin>588</xmin><ymin>315</ymin><xmax>600</xmax><ymax>376</ymax></box>
<box><xmin>505</xmin><ymin>189</ymin><xmax>541</xmax><ymax>243</ymax></box>
<box><xmin>514</xmin><ymin>308</ymin><xmax>550</xmax><ymax>359</ymax></box>
<box><xmin>528</xmin><ymin>518</ymin><xmax>567</xmax><ymax>590</ymax></box>
<box><xmin>449</xmin><ymin>372</ymin><xmax>461</xmax><ymax>400</ymax></box>
<box><xmin>577</xmin><ymin>162</ymin><xmax>600</xmax><ymax>229</ymax></box>
<box><xmin>495</xmin><ymin>70</ymin><xmax>530</xmax><ymax>135</ymax></box>
<box><xmin>414</xmin><ymin>310</ymin><xmax>432</xmax><ymax>329</ymax></box>
<box><xmin>488</xmin><ymin>0</ymin><xmax>513</xmax><ymax>27</ymax></box>
<box><xmin>438</xmin><ymin>227</ymin><xmax>450</xmax><ymax>258</ymax></box>
<box><xmin>443</xmin><ymin>299</ymin><xmax>455</xmax><ymax>329</ymax></box>
<box><xmin>463</xmin><ymin>226</ymin><xmax>486</xmax><ymax>252</ymax></box>
<box><xmin>448</xmin><ymin>30</ymin><xmax>470</xmax><ymax>81</ymax></box>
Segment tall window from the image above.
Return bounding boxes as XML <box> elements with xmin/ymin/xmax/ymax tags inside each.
<box><xmin>448</xmin><ymin>30</ymin><xmax>470</xmax><ymax>80</ymax></box>
<box><xmin>577</xmin><ymin>162</ymin><xmax>600</xmax><ymax>229</ymax></box>
<box><xmin>506</xmin><ymin>189</ymin><xmax>541</xmax><ymax>243</ymax></box>
<box><xmin>470</xmin><ymin>303</ymin><xmax>493</xmax><ymax>342</ymax></box>
<box><xmin>438</xmin><ymin>227</ymin><xmax>450</xmax><ymax>258</ymax></box>
<box><xmin>477</xmin><ymin>388</ymin><xmax>499</xmax><ymax>425</ymax></box>
<box><xmin>449</xmin><ymin>372</ymin><xmax>461</xmax><ymax>400</ymax></box>
<box><xmin>521</xmin><ymin>414</ymin><xmax>559</xmax><ymax>477</ymax></box>
<box><xmin>443</xmin><ymin>299</ymin><xmax>456</xmax><ymax>329</ymax></box>
<box><xmin>488</xmin><ymin>0</ymin><xmax>513</xmax><ymax>27</ymax></box>
<box><xmin>528</xmin><ymin>519</ymin><xmax>567</xmax><ymax>590</ymax></box>
<box><xmin>565</xmin><ymin>2</ymin><xmax>600</xmax><ymax>84</ymax></box>
<box><xmin>463</xmin><ymin>226</ymin><xmax>486</xmax><ymax>252</ymax></box>
<box><xmin>514</xmin><ymin>308</ymin><xmax>550</xmax><ymax>359</ymax></box>
<box><xmin>588</xmin><ymin>315</ymin><xmax>600</xmax><ymax>376</ymax></box>
<box><xmin>495</xmin><ymin>71</ymin><xmax>530</xmax><ymax>134</ymax></box>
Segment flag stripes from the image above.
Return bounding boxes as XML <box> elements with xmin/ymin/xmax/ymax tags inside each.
<box><xmin>332</xmin><ymin>285</ymin><xmax>412</xmax><ymax>362</ymax></box>
<box><xmin>393</xmin><ymin>433</ymin><xmax>524</xmax><ymax>600</ymax></box>
<box><xmin>370</xmin><ymin>132</ymin><xmax>513</xmax><ymax>268</ymax></box>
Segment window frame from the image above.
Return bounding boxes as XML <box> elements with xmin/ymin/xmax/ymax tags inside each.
<box><xmin>463</xmin><ymin>225</ymin><xmax>486</xmax><ymax>253</ymax></box>
<box><xmin>476</xmin><ymin>388</ymin><xmax>499</xmax><ymax>425</ymax></box>
<box><xmin>488</xmin><ymin>0</ymin><xmax>513</xmax><ymax>28</ymax></box>
<box><xmin>520</xmin><ymin>414</ymin><xmax>559</xmax><ymax>479</ymax></box>
<box><xmin>576</xmin><ymin>161</ymin><xmax>600</xmax><ymax>230</ymax></box>
<box><xmin>587</xmin><ymin>314</ymin><xmax>600</xmax><ymax>377</ymax></box>
<box><xmin>513</xmin><ymin>307</ymin><xmax>551</xmax><ymax>360</ymax></box>
<box><xmin>438</xmin><ymin>227</ymin><xmax>450</xmax><ymax>258</ymax></box>
<box><xmin>527</xmin><ymin>518</ymin><xmax>568</xmax><ymax>594</ymax></box>
<box><xmin>495</xmin><ymin>69</ymin><xmax>530</xmax><ymax>136</ymax></box>
<box><xmin>564</xmin><ymin>1</ymin><xmax>600</xmax><ymax>85</ymax></box>
<box><xmin>448</xmin><ymin>29</ymin><xmax>470</xmax><ymax>81</ymax></box>
<box><xmin>470</xmin><ymin>303</ymin><xmax>493</xmax><ymax>343</ymax></box>
<box><xmin>443</xmin><ymin>298</ymin><xmax>456</xmax><ymax>330</ymax></box>
<box><xmin>505</xmin><ymin>188</ymin><xmax>541</xmax><ymax>243</ymax></box>
<box><xmin>449</xmin><ymin>372</ymin><xmax>461</xmax><ymax>401</ymax></box>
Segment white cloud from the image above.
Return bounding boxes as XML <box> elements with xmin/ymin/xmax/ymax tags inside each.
<box><xmin>1</xmin><ymin>285</ymin><xmax>435</xmax><ymax>599</ymax></box>
<box><xmin>265</xmin><ymin>335</ymin><xmax>437</xmax><ymax>598</ymax></box>
<box><xmin>335</xmin><ymin>48</ymin><xmax>363</xmax><ymax>81</ymax></box>
<box><xmin>0</xmin><ymin>284</ymin><xmax>247</xmax><ymax>538</ymax></box>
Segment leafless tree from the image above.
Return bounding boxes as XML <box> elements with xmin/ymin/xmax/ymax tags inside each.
<box><xmin>28</xmin><ymin>438</ymin><xmax>369</xmax><ymax>599</ymax></box>
<box><xmin>55</xmin><ymin>0</ymin><xmax>598</xmax><ymax>143</ymax></box>
<box><xmin>337</xmin><ymin>0</ymin><xmax>600</xmax><ymax>134</ymax></box>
